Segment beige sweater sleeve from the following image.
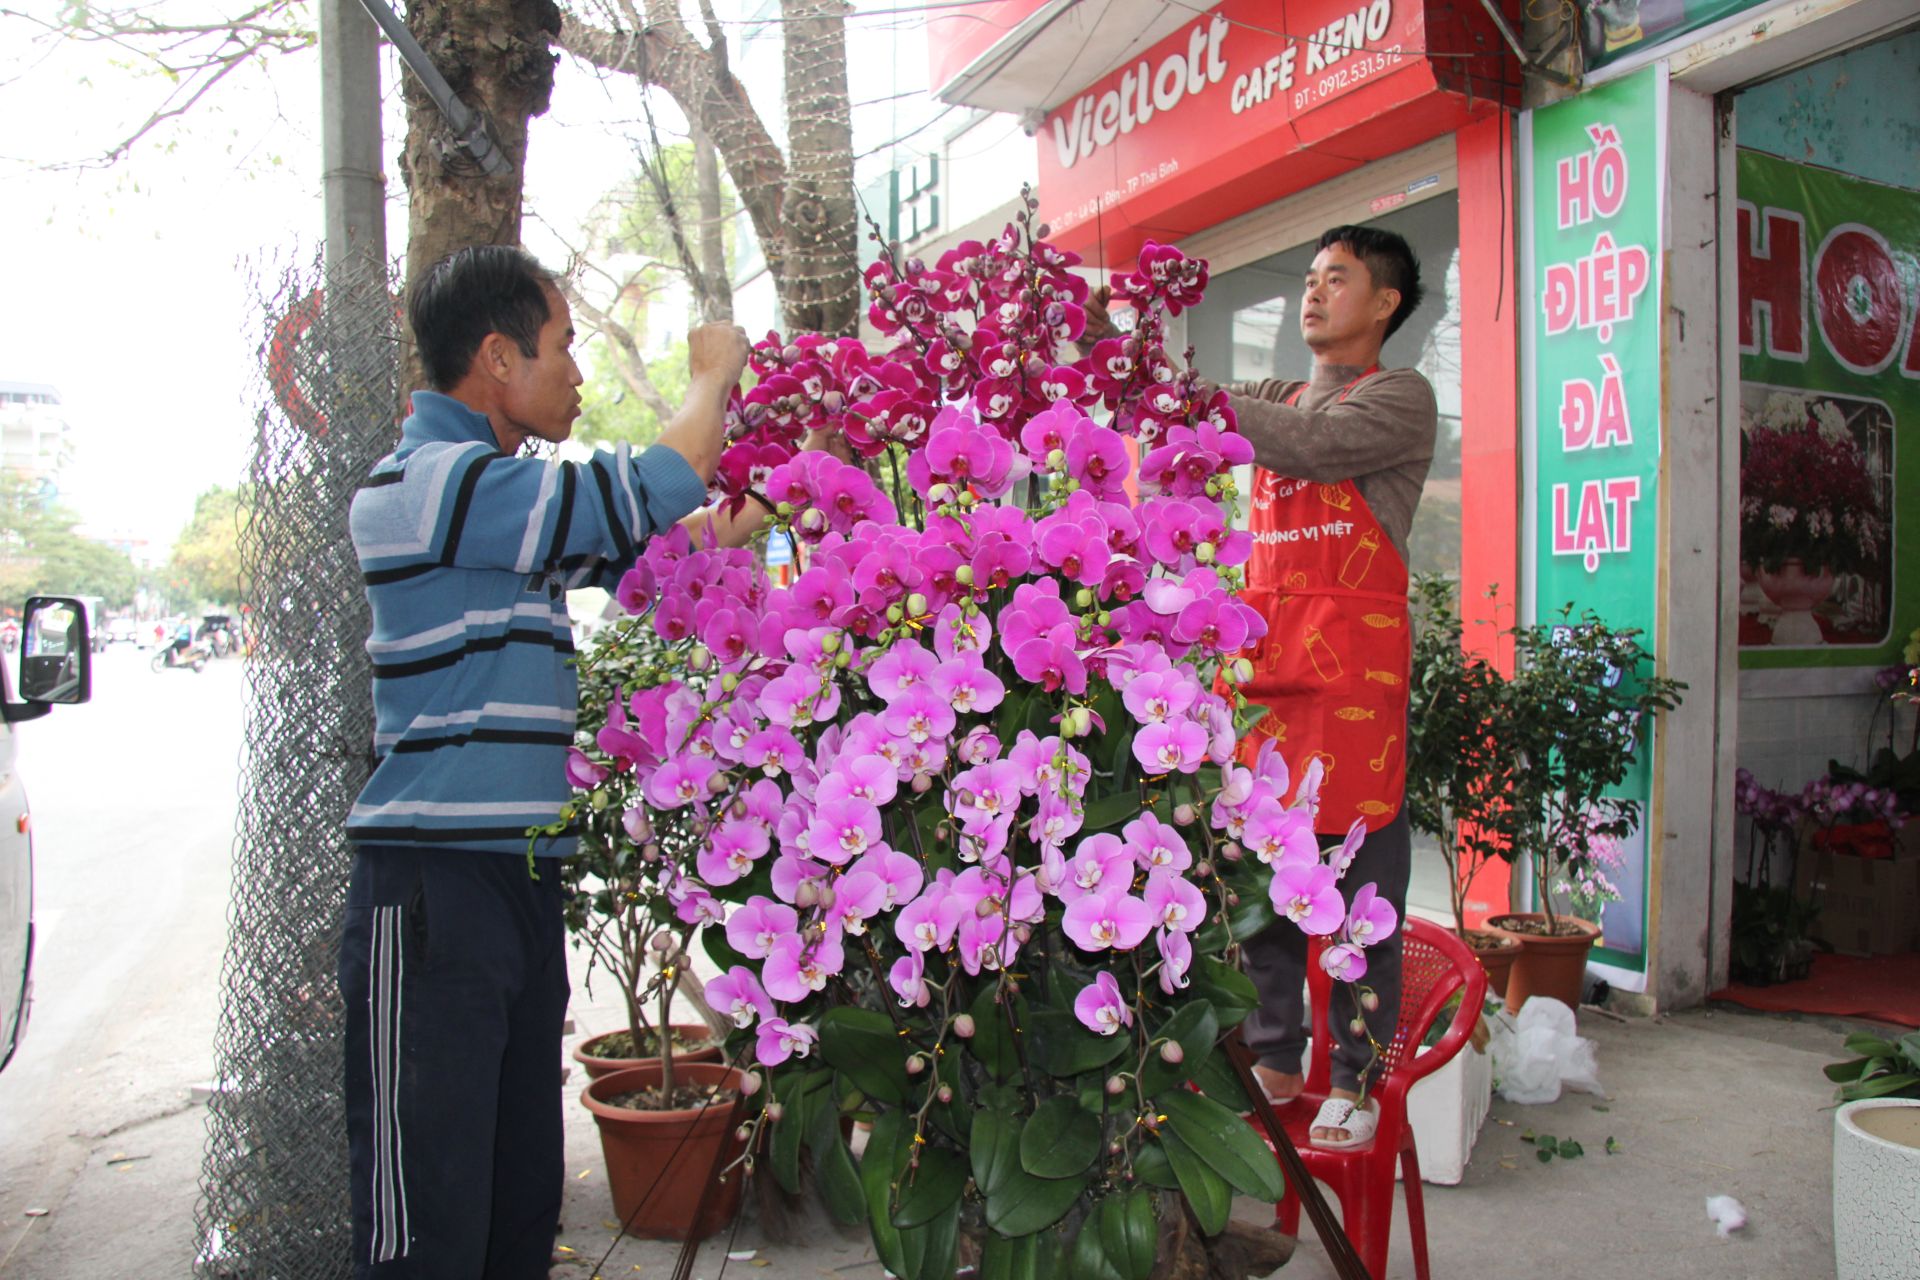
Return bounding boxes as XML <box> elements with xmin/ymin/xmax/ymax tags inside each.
<box><xmin>1226</xmin><ymin>369</ymin><xmax>1438</xmax><ymax>483</ymax></box>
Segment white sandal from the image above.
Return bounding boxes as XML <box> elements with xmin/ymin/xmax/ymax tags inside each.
<box><xmin>1309</xmin><ymin>1097</ymin><xmax>1377</xmax><ymax>1149</ymax></box>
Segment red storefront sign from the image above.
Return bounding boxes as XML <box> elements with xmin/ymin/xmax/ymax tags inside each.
<box><xmin>1037</xmin><ymin>0</ymin><xmax>1517</xmax><ymax>263</ymax></box>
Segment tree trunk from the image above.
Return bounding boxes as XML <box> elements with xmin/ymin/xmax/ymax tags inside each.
<box><xmin>398</xmin><ymin>0</ymin><xmax>562</xmax><ymax>391</ymax></box>
<box><xmin>778</xmin><ymin>0</ymin><xmax>858</xmax><ymax>337</ymax></box>
<box><xmin>692</xmin><ymin>123</ymin><xmax>734</xmax><ymax>323</ymax></box>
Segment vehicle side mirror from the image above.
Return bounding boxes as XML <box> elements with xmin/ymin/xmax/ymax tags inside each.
<box><xmin>19</xmin><ymin>596</ymin><xmax>92</xmax><ymax>706</ymax></box>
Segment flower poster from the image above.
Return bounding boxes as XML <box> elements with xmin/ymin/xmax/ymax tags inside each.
<box><xmin>1520</xmin><ymin>65</ymin><xmax>1666</xmax><ymax>986</ymax></box>
<box><xmin>1736</xmin><ymin>148</ymin><xmax>1916</xmax><ymax>664</ymax></box>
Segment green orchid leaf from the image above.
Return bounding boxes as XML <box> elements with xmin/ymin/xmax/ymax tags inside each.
<box><xmin>819</xmin><ymin>1007</ymin><xmax>911</xmax><ymax>1104</ymax></box>
<box><xmin>1020</xmin><ymin>1095</ymin><xmax>1102</xmax><ymax>1179</ymax></box>
<box><xmin>1131</xmin><ymin>1138</ymin><xmax>1181</xmax><ymax>1190</ymax></box>
<box><xmin>861</xmin><ymin>1110</ymin><xmax>915</xmax><ymax>1279</ymax></box>
<box><xmin>1159</xmin><ymin>1128</ymin><xmax>1232</xmax><ymax>1236</ymax></box>
<box><xmin>1156</xmin><ymin>1088</ymin><xmax>1285</xmax><ymax>1201</ymax></box>
<box><xmin>1030</xmin><ymin>1007</ymin><xmax>1130</xmax><ymax>1077</ymax></box>
<box><xmin>804</xmin><ymin>1085</ymin><xmax>864</xmax><ymax>1226</ymax></box>
<box><xmin>1082</xmin><ymin>790</ymin><xmax>1143</xmax><ymax>834</ymax></box>
<box><xmin>971</xmin><ymin>1104</ymin><xmax>1022</xmax><ymax>1200</ymax></box>
<box><xmin>1138</xmin><ymin>1001</ymin><xmax>1219</xmax><ymax>1097</ymax></box>
<box><xmin>771</xmin><ymin>1072</ymin><xmax>829</xmax><ymax>1194</ymax></box>
<box><xmin>1069</xmin><ymin>1205</ymin><xmax>1123</xmax><ymax>1280</ymax></box>
<box><xmin>1186</xmin><ymin>957</ymin><xmax>1259</xmax><ymax>1027</ymax></box>
<box><xmin>981</xmin><ymin>1229</ymin><xmax>1043</xmax><ymax>1280</ymax></box>
<box><xmin>1189</xmin><ymin>1046</ymin><xmax>1253</xmax><ymax>1113</ymax></box>
<box><xmin>1101</xmin><ymin>1188</ymin><xmax>1158</xmax><ymax>1280</ymax></box>
<box><xmin>892</xmin><ymin>1146</ymin><xmax>967</xmax><ymax>1229</ymax></box>
<box><xmin>984</xmin><ymin>1165</ymin><xmax>1088</xmax><ymax>1237</ymax></box>
<box><xmin>969</xmin><ymin>986</ymin><xmax>1028</xmax><ymax>1081</ymax></box>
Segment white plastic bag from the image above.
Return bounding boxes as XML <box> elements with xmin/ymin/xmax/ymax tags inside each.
<box><xmin>1487</xmin><ymin>997</ymin><xmax>1603</xmax><ymax>1104</ymax></box>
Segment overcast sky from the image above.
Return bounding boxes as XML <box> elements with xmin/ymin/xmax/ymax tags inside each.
<box><xmin>0</xmin><ymin>2</ymin><xmax>938</xmax><ymax>560</ymax></box>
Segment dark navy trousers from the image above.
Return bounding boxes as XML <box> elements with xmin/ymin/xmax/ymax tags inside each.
<box><xmin>339</xmin><ymin>845</ymin><xmax>570</xmax><ymax>1278</ymax></box>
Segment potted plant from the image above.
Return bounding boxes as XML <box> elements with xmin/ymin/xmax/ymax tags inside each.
<box><xmin>559</xmin><ymin>618</ymin><xmax>726</xmax><ymax>1081</ymax></box>
<box><xmin>537</xmin><ymin>622</ymin><xmax>744</xmax><ymax>1240</ymax></box>
<box><xmin>567</xmin><ymin>202</ymin><xmax>1397</xmax><ymax>1279</ymax></box>
<box><xmin>1728</xmin><ymin>767</ymin><xmax>1818</xmax><ymax>986</ymax></box>
<box><xmin>1404</xmin><ymin>574</ymin><xmax>1525</xmax><ymax>996</ymax></box>
<box><xmin>1485</xmin><ymin>610</ymin><xmax>1685</xmax><ymax>1010</ymax></box>
<box><xmin>1738</xmin><ymin>391</ymin><xmax>1887</xmax><ymax>645</ymax></box>
<box><xmin>1824</xmin><ymin>1030</ymin><xmax>1920</xmax><ymax>1278</ymax></box>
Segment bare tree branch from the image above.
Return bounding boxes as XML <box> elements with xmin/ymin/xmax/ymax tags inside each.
<box><xmin>0</xmin><ymin>2</ymin><xmax>314</xmax><ymax>170</ymax></box>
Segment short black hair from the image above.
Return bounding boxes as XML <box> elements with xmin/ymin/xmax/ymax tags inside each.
<box><xmin>1317</xmin><ymin>225</ymin><xmax>1425</xmax><ymax>342</ymax></box>
<box><xmin>408</xmin><ymin>245</ymin><xmax>558</xmax><ymax>391</ymax></box>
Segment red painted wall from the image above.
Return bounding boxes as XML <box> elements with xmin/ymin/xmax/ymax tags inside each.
<box><xmin>1455</xmin><ymin>111</ymin><xmax>1520</xmax><ymax>927</ymax></box>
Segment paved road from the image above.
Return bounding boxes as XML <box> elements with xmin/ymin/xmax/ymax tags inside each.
<box><xmin>0</xmin><ymin>644</ymin><xmax>242</xmax><ymax>1274</ymax></box>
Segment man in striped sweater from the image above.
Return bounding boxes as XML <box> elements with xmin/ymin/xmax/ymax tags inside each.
<box><xmin>339</xmin><ymin>245</ymin><xmax>750</xmax><ymax>1277</ymax></box>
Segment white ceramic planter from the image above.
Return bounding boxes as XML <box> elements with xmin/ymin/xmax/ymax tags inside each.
<box><xmin>1398</xmin><ymin>1041</ymin><xmax>1493</xmax><ymax>1185</ymax></box>
<box><xmin>1833</xmin><ymin>1097</ymin><xmax>1920</xmax><ymax>1280</ymax></box>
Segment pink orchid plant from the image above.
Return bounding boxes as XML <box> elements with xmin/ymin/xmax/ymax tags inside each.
<box><xmin>552</xmin><ymin>191</ymin><xmax>1399</xmax><ymax>1275</ymax></box>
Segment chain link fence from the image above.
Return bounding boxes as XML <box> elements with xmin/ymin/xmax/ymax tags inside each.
<box><xmin>195</xmin><ymin>251</ymin><xmax>400</xmax><ymax>1278</ymax></box>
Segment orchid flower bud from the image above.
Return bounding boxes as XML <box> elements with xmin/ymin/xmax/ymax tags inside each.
<box><xmin>952</xmin><ymin>1014</ymin><xmax>977</xmax><ymax>1038</ymax></box>
<box><xmin>1158</xmin><ymin>1040</ymin><xmax>1184</xmax><ymax>1064</ymax></box>
<box><xmin>1173</xmin><ymin>803</ymin><xmax>1197</xmax><ymax>826</ymax></box>
<box><xmin>1105</xmin><ymin>1074</ymin><xmax>1127</xmax><ymax>1096</ymax></box>
<box><xmin>954</xmin><ymin>564</ymin><xmax>976</xmax><ymax>586</ymax></box>
<box><xmin>907</xmin><ymin>593</ymin><xmax>930</xmax><ymax>617</ymax></box>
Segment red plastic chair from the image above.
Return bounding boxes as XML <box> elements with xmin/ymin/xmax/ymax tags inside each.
<box><xmin>1260</xmin><ymin>916</ymin><xmax>1489</xmax><ymax>1280</ymax></box>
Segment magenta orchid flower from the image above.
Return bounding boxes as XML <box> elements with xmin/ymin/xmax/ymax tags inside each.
<box><xmin>1330</xmin><ymin>818</ymin><xmax>1368</xmax><ymax>874</ymax></box>
<box><xmin>565</xmin><ymin>748</ymin><xmax>609</xmax><ymax>789</ymax></box>
<box><xmin>850</xmin><ymin>847</ymin><xmax>924</xmax><ymax>909</ymax></box>
<box><xmin>1269</xmin><ymin>862</ymin><xmax>1345</xmax><ymax>935</ymax></box>
<box><xmin>1242</xmin><ymin>798</ymin><xmax>1318</xmax><ymax>868</ymax></box>
<box><xmin>643</xmin><ymin>756</ymin><xmax>718</xmax><ymax>810</ymax></box>
<box><xmin>1156</xmin><ymin>929</ymin><xmax>1193</xmax><ymax>995</ymax></box>
<box><xmin>761</xmin><ymin>932</ymin><xmax>845</xmax><ymax>1002</ymax></box>
<box><xmin>805</xmin><ymin>793</ymin><xmax>883</xmax><ymax>866</ymax></box>
<box><xmin>1059</xmin><ymin>833</ymin><xmax>1136</xmax><ymax>903</ymax></box>
<box><xmin>929</xmin><ymin>654</ymin><xmax>1006</xmax><ymax>716</ymax></box>
<box><xmin>1144</xmin><ymin>870</ymin><xmax>1206</xmax><ymax>933</ymax></box>
<box><xmin>754</xmin><ymin>1018</ymin><xmax>819</xmax><ymax>1067</ymax></box>
<box><xmin>726</xmin><ymin>897</ymin><xmax>799</xmax><ymax>960</ymax></box>
<box><xmin>1073</xmin><ymin>970</ymin><xmax>1133</xmax><ymax>1035</ymax></box>
<box><xmin>888</xmin><ymin>951</ymin><xmax>931</xmax><ymax>1007</ymax></box>
<box><xmin>1319</xmin><ymin>942</ymin><xmax>1368</xmax><ymax>983</ymax></box>
<box><xmin>1132</xmin><ymin>718</ymin><xmax>1209</xmax><ymax>775</ymax></box>
<box><xmin>1345</xmin><ymin>882</ymin><xmax>1399</xmax><ymax>948</ymax></box>
<box><xmin>1122</xmin><ymin>812</ymin><xmax>1192</xmax><ymax>872</ymax></box>
<box><xmin>1062</xmin><ymin>885</ymin><xmax>1155</xmax><ymax>951</ymax></box>
<box><xmin>707</xmin><ymin>965</ymin><xmax>776</xmax><ymax>1028</ymax></box>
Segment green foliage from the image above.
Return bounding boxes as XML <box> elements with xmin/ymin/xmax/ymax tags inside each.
<box><xmin>164</xmin><ymin>484</ymin><xmax>251</xmax><ymax>607</ymax></box>
<box><xmin>576</xmin><ymin>337</ymin><xmax>692</xmax><ymax>450</ymax></box>
<box><xmin>1405</xmin><ymin>574</ymin><xmax>1687</xmax><ymax>933</ymax></box>
<box><xmin>1405</xmin><ymin>575</ymin><xmax>1526</xmax><ymax>934</ymax></box>
<box><xmin>0</xmin><ymin>470</ymin><xmax>141</xmax><ymax>607</ymax></box>
<box><xmin>1825</xmin><ymin>1030</ymin><xmax>1920</xmax><ymax>1103</ymax></box>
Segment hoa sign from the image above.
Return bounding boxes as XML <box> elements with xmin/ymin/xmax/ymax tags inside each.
<box><xmin>1738</xmin><ymin>202</ymin><xmax>1920</xmax><ymax>378</ymax></box>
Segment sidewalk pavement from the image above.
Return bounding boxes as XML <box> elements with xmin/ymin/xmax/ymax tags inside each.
<box><xmin>0</xmin><ymin>990</ymin><xmax>1857</xmax><ymax>1278</ymax></box>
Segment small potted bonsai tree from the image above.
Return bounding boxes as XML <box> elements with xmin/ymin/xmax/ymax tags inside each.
<box><xmin>560</xmin><ymin>615</ymin><xmax>725</xmax><ymax>1081</ymax></box>
<box><xmin>538</xmin><ymin>617</ymin><xmax>743</xmax><ymax>1242</ymax></box>
<box><xmin>1487</xmin><ymin>608</ymin><xmax>1685</xmax><ymax>1010</ymax></box>
<box><xmin>1404</xmin><ymin>574</ymin><xmax>1525</xmax><ymax>995</ymax></box>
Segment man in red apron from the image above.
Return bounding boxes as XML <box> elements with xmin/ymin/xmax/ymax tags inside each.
<box><xmin>1091</xmin><ymin>225</ymin><xmax>1435</xmax><ymax>1145</ymax></box>
<box><xmin>1225</xmin><ymin>226</ymin><xmax>1435</xmax><ymax>1147</ymax></box>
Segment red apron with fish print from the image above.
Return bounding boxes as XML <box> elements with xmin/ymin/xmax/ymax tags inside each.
<box><xmin>1233</xmin><ymin>370</ymin><xmax>1410</xmax><ymax>834</ymax></box>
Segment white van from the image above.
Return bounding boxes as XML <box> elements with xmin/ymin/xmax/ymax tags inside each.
<box><xmin>1</xmin><ymin>597</ymin><xmax>93</xmax><ymax>1071</ymax></box>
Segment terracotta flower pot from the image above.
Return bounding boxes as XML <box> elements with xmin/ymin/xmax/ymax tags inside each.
<box><xmin>1464</xmin><ymin>929</ymin><xmax>1523</xmax><ymax>1001</ymax></box>
<box><xmin>1484</xmin><ymin>913</ymin><xmax>1601</xmax><ymax>1012</ymax></box>
<box><xmin>572</xmin><ymin>1024</ymin><xmax>723</xmax><ymax>1081</ymax></box>
<box><xmin>581</xmin><ymin>1061</ymin><xmax>749</xmax><ymax>1240</ymax></box>
<box><xmin>1757</xmin><ymin>558</ymin><xmax>1834</xmax><ymax>646</ymax></box>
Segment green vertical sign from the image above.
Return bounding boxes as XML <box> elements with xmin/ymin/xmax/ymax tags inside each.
<box><xmin>1521</xmin><ymin>65</ymin><xmax>1666</xmax><ymax>985</ymax></box>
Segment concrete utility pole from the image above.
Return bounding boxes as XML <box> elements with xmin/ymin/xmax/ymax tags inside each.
<box><xmin>321</xmin><ymin>0</ymin><xmax>386</xmax><ymax>274</ymax></box>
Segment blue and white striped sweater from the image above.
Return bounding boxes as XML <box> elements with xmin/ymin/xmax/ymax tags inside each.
<box><xmin>347</xmin><ymin>391</ymin><xmax>706</xmax><ymax>857</ymax></box>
